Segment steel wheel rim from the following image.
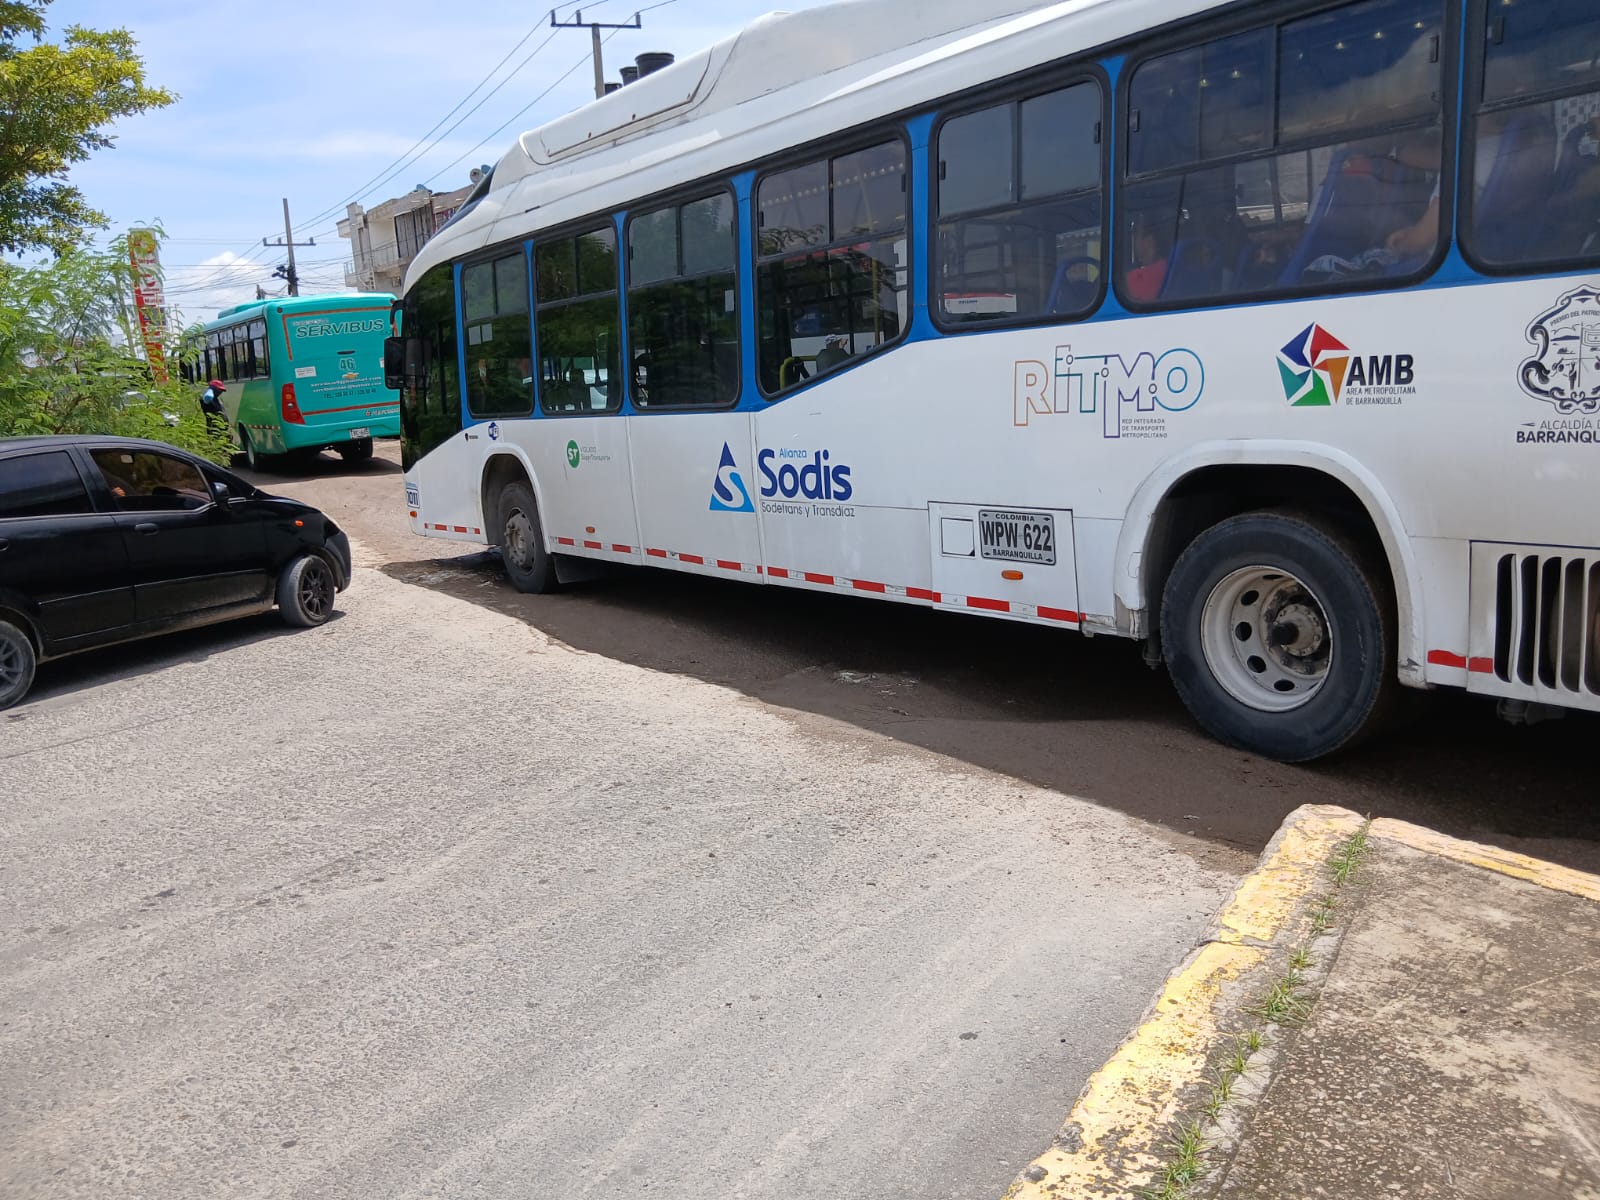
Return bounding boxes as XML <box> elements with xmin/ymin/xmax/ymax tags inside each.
<box><xmin>0</xmin><ymin>638</ymin><xmax>23</xmax><ymax>691</ymax></box>
<box><xmin>299</xmin><ymin>561</ymin><xmax>333</xmax><ymax>620</ymax></box>
<box><xmin>503</xmin><ymin>507</ymin><xmax>535</xmax><ymax>571</ymax></box>
<box><xmin>1200</xmin><ymin>565</ymin><xmax>1333</xmax><ymax>713</ymax></box>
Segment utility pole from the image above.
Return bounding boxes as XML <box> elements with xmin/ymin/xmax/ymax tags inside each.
<box><xmin>551</xmin><ymin>8</ymin><xmax>643</xmax><ymax>99</ymax></box>
<box><xmin>263</xmin><ymin>198</ymin><xmax>316</xmax><ymax>297</ymax></box>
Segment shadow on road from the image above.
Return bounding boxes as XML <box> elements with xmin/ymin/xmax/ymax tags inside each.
<box><xmin>381</xmin><ymin>549</ymin><xmax>1600</xmax><ymax>873</ymax></box>
<box><xmin>235</xmin><ymin>447</ymin><xmax>405</xmax><ymax>487</ymax></box>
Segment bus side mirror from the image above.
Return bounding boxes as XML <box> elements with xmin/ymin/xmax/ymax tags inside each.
<box><xmin>383</xmin><ymin>336</ymin><xmax>405</xmax><ymax>391</ymax></box>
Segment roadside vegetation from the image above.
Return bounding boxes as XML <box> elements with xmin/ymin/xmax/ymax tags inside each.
<box><xmin>0</xmin><ymin>2</ymin><xmax>227</xmax><ymax>459</ymax></box>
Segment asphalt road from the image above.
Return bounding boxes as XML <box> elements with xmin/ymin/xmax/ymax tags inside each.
<box><xmin>5</xmin><ymin>440</ymin><xmax>1596</xmax><ymax>1200</ymax></box>
<box><xmin>2</xmin><ymin>446</ymin><xmax>1240</xmax><ymax>1200</ymax></box>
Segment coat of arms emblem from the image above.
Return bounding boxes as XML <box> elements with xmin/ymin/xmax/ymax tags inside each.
<box><xmin>1519</xmin><ymin>285</ymin><xmax>1600</xmax><ymax>414</ymax></box>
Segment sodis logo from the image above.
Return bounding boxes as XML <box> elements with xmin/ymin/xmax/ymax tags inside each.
<box><xmin>709</xmin><ymin>442</ymin><xmax>755</xmax><ymax>513</ymax></box>
<box><xmin>1278</xmin><ymin>323</ymin><xmax>1415</xmax><ymax>407</ymax></box>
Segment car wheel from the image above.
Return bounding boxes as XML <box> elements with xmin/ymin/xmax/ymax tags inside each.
<box><xmin>497</xmin><ymin>480</ymin><xmax>556</xmax><ymax>594</ymax></box>
<box><xmin>277</xmin><ymin>554</ymin><xmax>337</xmax><ymax>627</ymax></box>
<box><xmin>1161</xmin><ymin>509</ymin><xmax>1396</xmax><ymax>763</ymax></box>
<box><xmin>0</xmin><ymin>619</ymin><xmax>38</xmax><ymax>710</ymax></box>
<box><xmin>336</xmin><ymin>438</ymin><xmax>374</xmax><ymax>462</ymax></box>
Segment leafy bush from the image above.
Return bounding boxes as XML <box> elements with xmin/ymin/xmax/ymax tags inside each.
<box><xmin>0</xmin><ymin>234</ymin><xmax>234</xmax><ymax>462</ymax></box>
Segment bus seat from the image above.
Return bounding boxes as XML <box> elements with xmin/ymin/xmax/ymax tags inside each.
<box><xmin>1277</xmin><ymin>147</ymin><xmax>1432</xmax><ymax>285</ymax></box>
<box><xmin>1158</xmin><ymin>238</ymin><xmax>1230</xmax><ymax>301</ymax></box>
<box><xmin>1473</xmin><ymin>110</ymin><xmax>1557</xmax><ymax>263</ymax></box>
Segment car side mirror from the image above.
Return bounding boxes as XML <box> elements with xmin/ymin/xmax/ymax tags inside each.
<box><xmin>211</xmin><ymin>480</ymin><xmax>231</xmax><ymax>502</ymax></box>
<box><xmin>383</xmin><ymin>336</ymin><xmax>406</xmax><ymax>391</ymax></box>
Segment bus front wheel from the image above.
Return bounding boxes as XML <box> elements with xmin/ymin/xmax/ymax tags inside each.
<box><xmin>1161</xmin><ymin>509</ymin><xmax>1395</xmax><ymax>763</ymax></box>
<box><xmin>496</xmin><ymin>480</ymin><xmax>556</xmax><ymax>594</ymax></box>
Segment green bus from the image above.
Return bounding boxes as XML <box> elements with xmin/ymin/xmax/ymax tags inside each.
<box><xmin>200</xmin><ymin>293</ymin><xmax>401</xmax><ymax>469</ymax></box>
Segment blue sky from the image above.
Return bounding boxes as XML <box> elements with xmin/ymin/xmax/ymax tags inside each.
<box><xmin>49</xmin><ymin>0</ymin><xmax>822</xmax><ymax>322</ymax></box>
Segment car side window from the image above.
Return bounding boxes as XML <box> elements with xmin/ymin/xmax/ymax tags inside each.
<box><xmin>0</xmin><ymin>451</ymin><xmax>93</xmax><ymax>518</ymax></box>
<box><xmin>90</xmin><ymin>449</ymin><xmax>211</xmax><ymax>512</ymax></box>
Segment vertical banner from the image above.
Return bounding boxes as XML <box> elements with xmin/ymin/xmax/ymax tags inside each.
<box><xmin>127</xmin><ymin>228</ymin><xmax>169</xmax><ymax>383</ymax></box>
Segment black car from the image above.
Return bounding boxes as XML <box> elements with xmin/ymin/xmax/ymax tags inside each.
<box><xmin>0</xmin><ymin>435</ymin><xmax>352</xmax><ymax>709</ymax></box>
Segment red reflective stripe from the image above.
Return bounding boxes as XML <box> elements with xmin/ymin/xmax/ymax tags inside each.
<box><xmin>1039</xmin><ymin>606</ymin><xmax>1080</xmax><ymax>623</ymax></box>
<box><xmin>1469</xmin><ymin>657</ymin><xmax>1494</xmax><ymax>674</ymax></box>
<box><xmin>680</xmin><ymin>552</ymin><xmax>705</xmax><ymax>565</ymax></box>
<box><xmin>471</xmin><ymin>527</ymin><xmax>481</xmax><ymax>535</ymax></box>
<box><xmin>767</xmin><ymin>566</ymin><xmax>790</xmax><ymax>578</ymax></box>
<box><xmin>646</xmin><ymin>547</ymin><xmax>667</xmax><ymax>558</ymax></box>
<box><xmin>716</xmin><ymin>559</ymin><xmax>741</xmax><ymax>571</ymax></box>
<box><xmin>583</xmin><ymin>540</ymin><xmax>602</xmax><ymax>549</ymax></box>
<box><xmin>852</xmin><ymin>579</ymin><xmax>885</xmax><ymax>593</ymax></box>
<box><xmin>967</xmin><ymin>596</ymin><xmax>1010</xmax><ymax>613</ymax></box>
<box><xmin>907</xmin><ymin>586</ymin><xmax>940</xmax><ymax>602</ymax></box>
<box><xmin>803</xmin><ymin>572</ymin><xmax>834</xmax><ymax>585</ymax></box>
<box><xmin>452</xmin><ymin>525</ymin><xmax>468</xmax><ymax>533</ymax></box>
<box><xmin>556</xmin><ymin>536</ymin><xmax>576</xmax><ymax>546</ymax></box>
<box><xmin>612</xmin><ymin>543</ymin><xmax>632</xmax><ymax>553</ymax></box>
<box><xmin>1427</xmin><ymin>650</ymin><xmax>1467</xmax><ymax>669</ymax></box>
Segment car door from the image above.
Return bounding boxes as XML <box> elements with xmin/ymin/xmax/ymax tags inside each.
<box><xmin>0</xmin><ymin>448</ymin><xmax>135</xmax><ymax>652</ymax></box>
<box><xmin>86</xmin><ymin>447</ymin><xmax>271</xmax><ymax>624</ymax></box>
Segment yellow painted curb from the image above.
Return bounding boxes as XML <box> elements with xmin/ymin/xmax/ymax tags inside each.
<box><xmin>1370</xmin><ymin>817</ymin><xmax>1600</xmax><ymax>904</ymax></box>
<box><xmin>1002</xmin><ymin>805</ymin><xmax>1364</xmax><ymax>1199</ymax></box>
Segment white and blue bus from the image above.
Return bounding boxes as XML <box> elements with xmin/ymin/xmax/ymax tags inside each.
<box><xmin>389</xmin><ymin>0</ymin><xmax>1600</xmax><ymax>761</ymax></box>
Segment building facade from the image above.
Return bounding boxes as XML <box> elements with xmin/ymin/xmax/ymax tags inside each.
<box><xmin>338</xmin><ymin>179</ymin><xmax>475</xmax><ymax>294</ymax></box>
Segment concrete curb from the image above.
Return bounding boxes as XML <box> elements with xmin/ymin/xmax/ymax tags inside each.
<box><xmin>1002</xmin><ymin>805</ymin><xmax>1600</xmax><ymax>1199</ymax></box>
<box><xmin>1001</xmin><ymin>804</ymin><xmax>1365</xmax><ymax>1199</ymax></box>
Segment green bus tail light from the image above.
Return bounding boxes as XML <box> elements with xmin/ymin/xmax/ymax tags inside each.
<box><xmin>281</xmin><ymin>382</ymin><xmax>305</xmax><ymax>425</ymax></box>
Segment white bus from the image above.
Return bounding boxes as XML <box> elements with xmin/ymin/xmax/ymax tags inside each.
<box><xmin>388</xmin><ymin>0</ymin><xmax>1600</xmax><ymax>761</ymax></box>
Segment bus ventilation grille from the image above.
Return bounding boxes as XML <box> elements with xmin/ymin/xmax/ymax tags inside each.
<box><xmin>1492</xmin><ymin>550</ymin><xmax>1600</xmax><ymax>697</ymax></box>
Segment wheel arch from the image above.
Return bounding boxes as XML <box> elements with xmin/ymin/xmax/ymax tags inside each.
<box><xmin>479</xmin><ymin>449</ymin><xmax>547</xmax><ymax>549</ymax></box>
<box><xmin>1118</xmin><ymin>441</ymin><xmax>1425</xmax><ymax>686</ymax></box>
<box><xmin>0</xmin><ymin>600</ymin><xmax>42</xmax><ymax>656</ymax></box>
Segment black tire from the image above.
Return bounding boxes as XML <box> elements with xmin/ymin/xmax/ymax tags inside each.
<box><xmin>277</xmin><ymin>554</ymin><xmax>337</xmax><ymax>627</ymax></box>
<box><xmin>1161</xmin><ymin>510</ymin><xmax>1396</xmax><ymax>762</ymax></box>
<box><xmin>0</xmin><ymin>619</ymin><xmax>37</xmax><ymax>710</ymax></box>
<box><xmin>495</xmin><ymin>480</ymin><xmax>556</xmax><ymax>594</ymax></box>
<box><xmin>337</xmin><ymin>438</ymin><xmax>374</xmax><ymax>462</ymax></box>
<box><xmin>241</xmin><ymin>426</ymin><xmax>272</xmax><ymax>473</ymax></box>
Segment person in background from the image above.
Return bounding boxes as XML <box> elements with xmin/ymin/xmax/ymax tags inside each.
<box><xmin>200</xmin><ymin>379</ymin><xmax>227</xmax><ymax>435</ymax></box>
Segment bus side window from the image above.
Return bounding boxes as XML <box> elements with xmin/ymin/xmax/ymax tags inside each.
<box><xmin>250</xmin><ymin>319</ymin><xmax>269</xmax><ymax>379</ymax></box>
<box><xmin>1120</xmin><ymin>0</ymin><xmax>1446</xmax><ymax>308</ymax></box>
<box><xmin>627</xmin><ymin>190</ymin><xmax>739</xmax><ymax>409</ymax></box>
<box><xmin>462</xmin><ymin>249</ymin><xmax>535</xmax><ymax>418</ymax></box>
<box><xmin>934</xmin><ymin>80</ymin><xmax>1104</xmax><ymax>326</ymax></box>
<box><xmin>535</xmin><ymin>226</ymin><xmax>622</xmax><ymax>415</ymax></box>
<box><xmin>756</xmin><ymin>137</ymin><xmax>908</xmax><ymax>396</ymax></box>
<box><xmin>1464</xmin><ymin>2</ymin><xmax>1600</xmax><ymax>270</ymax></box>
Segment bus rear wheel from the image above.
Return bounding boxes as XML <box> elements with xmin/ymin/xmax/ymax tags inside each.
<box><xmin>337</xmin><ymin>437</ymin><xmax>374</xmax><ymax>462</ymax></box>
<box><xmin>496</xmin><ymin>480</ymin><xmax>556</xmax><ymax>594</ymax></box>
<box><xmin>240</xmin><ymin>426</ymin><xmax>272</xmax><ymax>473</ymax></box>
<box><xmin>1161</xmin><ymin>509</ymin><xmax>1395</xmax><ymax>762</ymax></box>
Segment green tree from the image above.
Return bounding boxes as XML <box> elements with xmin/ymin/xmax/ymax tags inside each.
<box><xmin>0</xmin><ymin>234</ymin><xmax>232</xmax><ymax>461</ymax></box>
<box><xmin>0</xmin><ymin>1</ymin><xmax>175</xmax><ymax>255</ymax></box>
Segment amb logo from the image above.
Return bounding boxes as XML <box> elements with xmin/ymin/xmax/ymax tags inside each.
<box><xmin>709</xmin><ymin>442</ymin><xmax>755</xmax><ymax>512</ymax></box>
<box><xmin>1278</xmin><ymin>323</ymin><xmax>1414</xmax><ymax>407</ymax></box>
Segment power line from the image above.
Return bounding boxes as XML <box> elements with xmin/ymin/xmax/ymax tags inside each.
<box><xmin>298</xmin><ymin>7</ymin><xmax>593</xmax><ymax>229</ymax></box>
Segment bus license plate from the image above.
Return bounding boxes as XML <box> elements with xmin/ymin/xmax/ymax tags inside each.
<box><xmin>978</xmin><ymin>509</ymin><xmax>1055</xmax><ymax>565</ymax></box>
<box><xmin>348</xmin><ymin>427</ymin><xmax>369</xmax><ymax>439</ymax></box>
